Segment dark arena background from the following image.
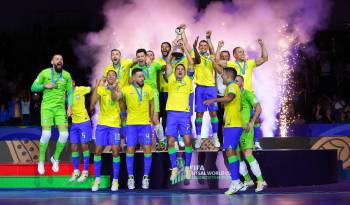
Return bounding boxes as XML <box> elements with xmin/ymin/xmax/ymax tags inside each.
<box><xmin>0</xmin><ymin>0</ymin><xmax>350</xmax><ymax>205</ymax></box>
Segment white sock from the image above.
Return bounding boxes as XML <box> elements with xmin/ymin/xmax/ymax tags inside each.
<box><xmin>249</xmin><ymin>160</ymin><xmax>262</xmax><ymax>178</ymax></box>
<box><xmin>239</xmin><ymin>161</ymin><xmax>249</xmax><ymax>177</ymax></box>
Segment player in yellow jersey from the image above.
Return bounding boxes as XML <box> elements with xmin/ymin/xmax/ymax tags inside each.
<box><xmin>204</xmin><ymin>67</ymin><xmax>245</xmax><ymax>195</ymax></box>
<box><xmin>90</xmin><ymin>70</ymin><xmax>123</xmax><ymax>192</ymax></box>
<box><xmin>68</xmin><ymin>80</ymin><xmax>92</xmax><ymax>183</ymax></box>
<box><xmin>154</xmin><ymin>42</ymin><xmax>172</xmax><ymax>148</ymax></box>
<box><xmin>191</xmin><ymin>31</ymin><xmax>221</xmax><ymax>149</ymax></box>
<box><xmin>164</xmin><ymin>41</ymin><xmax>194</xmax><ymax>181</ymax></box>
<box><xmin>123</xmin><ymin>68</ymin><xmax>154</xmax><ymax>190</ymax></box>
<box><xmin>132</xmin><ymin>49</ymin><xmax>166</xmax><ymax>149</ymax></box>
<box><xmin>103</xmin><ymin>49</ymin><xmax>134</xmax><ymax>89</ymax></box>
<box><xmin>223</xmin><ymin>39</ymin><xmax>268</xmax><ymax>92</ymax></box>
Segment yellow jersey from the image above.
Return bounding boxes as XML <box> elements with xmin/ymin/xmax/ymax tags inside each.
<box><xmin>227</xmin><ymin>59</ymin><xmax>256</xmax><ymax>92</ymax></box>
<box><xmin>103</xmin><ymin>59</ymin><xmax>134</xmax><ymax>88</ymax></box>
<box><xmin>166</xmin><ymin>74</ymin><xmax>193</xmax><ymax>112</ymax></box>
<box><xmin>224</xmin><ymin>82</ymin><xmax>242</xmax><ymax>127</ymax></box>
<box><xmin>97</xmin><ymin>86</ymin><xmax>121</xmax><ymax>128</ymax></box>
<box><xmin>154</xmin><ymin>57</ymin><xmax>167</xmax><ymax>92</ymax></box>
<box><xmin>72</xmin><ymin>86</ymin><xmax>91</xmax><ymax>123</ymax></box>
<box><xmin>122</xmin><ymin>84</ymin><xmax>154</xmax><ymax>125</ymax></box>
<box><xmin>191</xmin><ymin>51</ymin><xmax>215</xmax><ymax>86</ymax></box>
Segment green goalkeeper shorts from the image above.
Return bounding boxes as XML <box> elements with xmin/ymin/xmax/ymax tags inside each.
<box><xmin>41</xmin><ymin>107</ymin><xmax>68</xmax><ymax>127</ymax></box>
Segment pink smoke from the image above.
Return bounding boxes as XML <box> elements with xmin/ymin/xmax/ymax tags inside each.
<box><xmin>76</xmin><ymin>0</ymin><xmax>331</xmax><ymax>137</ymax></box>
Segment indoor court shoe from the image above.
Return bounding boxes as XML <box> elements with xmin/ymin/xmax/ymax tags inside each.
<box><xmin>185</xmin><ymin>166</ymin><xmax>191</xmax><ymax>180</ymax></box>
<box><xmin>255</xmin><ymin>181</ymin><xmax>267</xmax><ymax>192</ymax></box>
<box><xmin>37</xmin><ymin>161</ymin><xmax>45</xmax><ymax>175</ymax></box>
<box><xmin>170</xmin><ymin>168</ymin><xmax>179</xmax><ymax>181</ymax></box>
<box><xmin>255</xmin><ymin>142</ymin><xmax>262</xmax><ymax>150</ymax></box>
<box><xmin>111</xmin><ymin>179</ymin><xmax>119</xmax><ymax>191</ymax></box>
<box><xmin>50</xmin><ymin>156</ymin><xmax>59</xmax><ymax>172</ymax></box>
<box><xmin>194</xmin><ymin>138</ymin><xmax>202</xmax><ymax>149</ymax></box>
<box><xmin>225</xmin><ymin>181</ymin><xmax>244</xmax><ymax>195</ymax></box>
<box><xmin>77</xmin><ymin>170</ymin><xmax>89</xmax><ymax>182</ymax></box>
<box><xmin>142</xmin><ymin>175</ymin><xmax>150</xmax><ymax>189</ymax></box>
<box><xmin>244</xmin><ymin>180</ymin><xmax>255</xmax><ymax>187</ymax></box>
<box><xmin>69</xmin><ymin>170</ymin><xmax>80</xmax><ymax>182</ymax></box>
<box><xmin>178</xmin><ymin>136</ymin><xmax>185</xmax><ymax>148</ymax></box>
<box><xmin>213</xmin><ymin>136</ymin><xmax>221</xmax><ymax>148</ymax></box>
<box><xmin>128</xmin><ymin>176</ymin><xmax>135</xmax><ymax>190</ymax></box>
<box><xmin>91</xmin><ymin>179</ymin><xmax>100</xmax><ymax>192</ymax></box>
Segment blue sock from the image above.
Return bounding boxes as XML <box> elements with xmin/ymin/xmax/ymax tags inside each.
<box><xmin>144</xmin><ymin>153</ymin><xmax>152</xmax><ymax>176</ymax></box>
<box><xmin>195</xmin><ymin>117</ymin><xmax>203</xmax><ymax>136</ymax></box>
<box><xmin>185</xmin><ymin>146</ymin><xmax>192</xmax><ymax>167</ymax></box>
<box><xmin>228</xmin><ymin>155</ymin><xmax>239</xmax><ymax>180</ymax></box>
<box><xmin>254</xmin><ymin>126</ymin><xmax>262</xmax><ymax>143</ymax></box>
<box><xmin>83</xmin><ymin>151</ymin><xmax>89</xmax><ymax>171</ymax></box>
<box><xmin>211</xmin><ymin>117</ymin><xmax>219</xmax><ymax>134</ymax></box>
<box><xmin>113</xmin><ymin>156</ymin><xmax>120</xmax><ymax>180</ymax></box>
<box><xmin>168</xmin><ymin>147</ymin><xmax>177</xmax><ymax>168</ymax></box>
<box><xmin>126</xmin><ymin>153</ymin><xmax>134</xmax><ymax>176</ymax></box>
<box><xmin>94</xmin><ymin>155</ymin><xmax>102</xmax><ymax>177</ymax></box>
<box><xmin>71</xmin><ymin>151</ymin><xmax>79</xmax><ymax>170</ymax></box>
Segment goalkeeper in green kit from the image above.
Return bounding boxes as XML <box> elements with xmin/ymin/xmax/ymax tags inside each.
<box><xmin>31</xmin><ymin>54</ymin><xmax>73</xmax><ymax>175</ymax></box>
<box><xmin>235</xmin><ymin>75</ymin><xmax>267</xmax><ymax>192</ymax></box>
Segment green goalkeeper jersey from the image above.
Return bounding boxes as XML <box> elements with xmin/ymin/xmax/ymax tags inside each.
<box><xmin>31</xmin><ymin>68</ymin><xmax>73</xmax><ymax>109</ymax></box>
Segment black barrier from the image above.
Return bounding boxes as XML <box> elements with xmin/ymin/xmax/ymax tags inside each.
<box><xmin>97</xmin><ymin>150</ymin><xmax>338</xmax><ymax>189</ymax></box>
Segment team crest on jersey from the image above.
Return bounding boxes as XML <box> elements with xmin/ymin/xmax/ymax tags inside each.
<box><xmin>143</xmin><ymin>92</ymin><xmax>148</xmax><ymax>97</ymax></box>
<box><xmin>76</xmin><ymin>94</ymin><xmax>80</xmax><ymax>100</ymax></box>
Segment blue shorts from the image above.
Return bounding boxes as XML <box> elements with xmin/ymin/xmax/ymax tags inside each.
<box><xmin>195</xmin><ymin>85</ymin><xmax>218</xmax><ymax>112</ymax></box>
<box><xmin>165</xmin><ymin>111</ymin><xmax>192</xmax><ymax>138</ymax></box>
<box><xmin>254</xmin><ymin>126</ymin><xmax>262</xmax><ymax>139</ymax></box>
<box><xmin>223</xmin><ymin>127</ymin><xmax>243</xmax><ymax>149</ymax></box>
<box><xmin>69</xmin><ymin>120</ymin><xmax>92</xmax><ymax>144</ymax></box>
<box><xmin>125</xmin><ymin>125</ymin><xmax>152</xmax><ymax>147</ymax></box>
<box><xmin>189</xmin><ymin>92</ymin><xmax>194</xmax><ymax>116</ymax></box>
<box><xmin>95</xmin><ymin>124</ymin><xmax>121</xmax><ymax>146</ymax></box>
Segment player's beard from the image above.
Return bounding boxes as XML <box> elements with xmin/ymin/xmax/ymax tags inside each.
<box><xmin>162</xmin><ymin>51</ymin><xmax>169</xmax><ymax>57</ymax></box>
<box><xmin>136</xmin><ymin>81</ymin><xmax>144</xmax><ymax>88</ymax></box>
<box><xmin>53</xmin><ymin>64</ymin><xmax>63</xmax><ymax>73</ymax></box>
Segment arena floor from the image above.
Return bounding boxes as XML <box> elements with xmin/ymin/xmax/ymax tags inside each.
<box><xmin>0</xmin><ymin>181</ymin><xmax>349</xmax><ymax>205</ymax></box>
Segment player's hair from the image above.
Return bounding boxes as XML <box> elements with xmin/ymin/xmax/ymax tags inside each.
<box><xmin>51</xmin><ymin>54</ymin><xmax>63</xmax><ymax>60</ymax></box>
<box><xmin>236</xmin><ymin>75</ymin><xmax>244</xmax><ymax>82</ymax></box>
<box><xmin>221</xmin><ymin>50</ymin><xmax>230</xmax><ymax>56</ymax></box>
<box><xmin>136</xmin><ymin>48</ymin><xmax>147</xmax><ymax>55</ymax></box>
<box><xmin>107</xmin><ymin>69</ymin><xmax>117</xmax><ymax>76</ymax></box>
<box><xmin>132</xmin><ymin>68</ymin><xmax>143</xmax><ymax>76</ymax></box>
<box><xmin>199</xmin><ymin>40</ymin><xmax>208</xmax><ymax>45</ymax></box>
<box><xmin>223</xmin><ymin>67</ymin><xmax>237</xmax><ymax>79</ymax></box>
<box><xmin>147</xmin><ymin>50</ymin><xmax>154</xmax><ymax>55</ymax></box>
<box><xmin>161</xmin><ymin>42</ymin><xmax>171</xmax><ymax>49</ymax></box>
<box><xmin>232</xmin><ymin>47</ymin><xmax>242</xmax><ymax>55</ymax></box>
<box><xmin>111</xmin><ymin>49</ymin><xmax>121</xmax><ymax>55</ymax></box>
<box><xmin>175</xmin><ymin>63</ymin><xmax>185</xmax><ymax>71</ymax></box>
